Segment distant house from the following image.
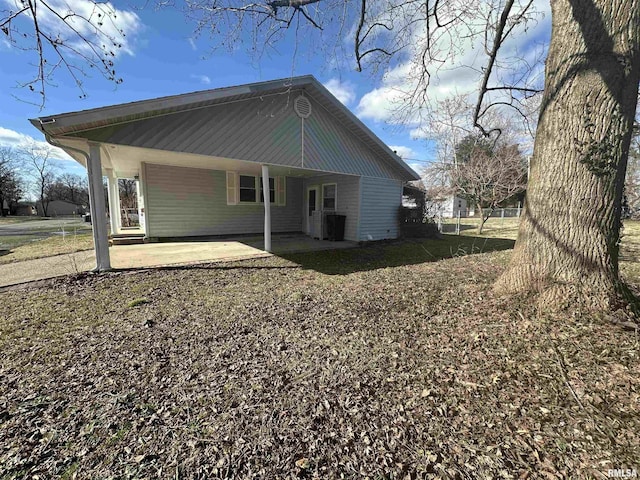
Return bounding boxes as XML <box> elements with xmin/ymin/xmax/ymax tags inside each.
<box><xmin>427</xmin><ymin>194</ymin><xmax>468</xmax><ymax>218</ymax></box>
<box><xmin>36</xmin><ymin>200</ymin><xmax>86</xmax><ymax>217</ymax></box>
<box><xmin>30</xmin><ymin>75</ymin><xmax>420</xmax><ymax>270</ymax></box>
<box><xmin>15</xmin><ymin>202</ymin><xmax>37</xmax><ymax>216</ymax></box>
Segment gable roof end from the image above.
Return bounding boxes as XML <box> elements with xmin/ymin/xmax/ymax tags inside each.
<box><xmin>30</xmin><ymin>75</ymin><xmax>420</xmax><ymax>181</ymax></box>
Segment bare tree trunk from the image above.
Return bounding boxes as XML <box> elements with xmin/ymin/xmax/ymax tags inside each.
<box><xmin>40</xmin><ymin>183</ymin><xmax>48</xmax><ymax>217</ymax></box>
<box><xmin>478</xmin><ymin>203</ymin><xmax>490</xmax><ymax>234</ymax></box>
<box><xmin>495</xmin><ymin>0</ymin><xmax>640</xmax><ymax>312</ymax></box>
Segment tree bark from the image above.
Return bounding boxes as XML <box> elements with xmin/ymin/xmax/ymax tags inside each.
<box><xmin>495</xmin><ymin>0</ymin><xmax>640</xmax><ymax>313</ymax></box>
<box><xmin>477</xmin><ymin>202</ymin><xmax>489</xmax><ymax>234</ymax></box>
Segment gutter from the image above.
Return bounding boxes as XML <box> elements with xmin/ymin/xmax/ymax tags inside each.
<box><xmin>44</xmin><ymin>133</ymin><xmax>89</xmax><ymax>162</ymax></box>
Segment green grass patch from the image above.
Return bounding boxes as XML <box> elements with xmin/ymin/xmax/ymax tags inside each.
<box><xmin>0</xmin><ymin>216</ymin><xmax>42</xmax><ymax>225</ymax></box>
<box><xmin>126</xmin><ymin>298</ymin><xmax>149</xmax><ymax>308</ymax></box>
<box><xmin>0</xmin><ymin>235</ymin><xmax>38</xmax><ymax>250</ymax></box>
<box><xmin>0</xmin><ymin>232</ymin><xmax>93</xmax><ymax>265</ymax></box>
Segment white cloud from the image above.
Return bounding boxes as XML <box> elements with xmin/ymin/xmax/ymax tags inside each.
<box><xmin>357</xmin><ymin>86</ymin><xmax>408</xmax><ymax>123</ymax></box>
<box><xmin>191</xmin><ymin>74</ymin><xmax>211</xmax><ymax>85</ymax></box>
<box><xmin>355</xmin><ymin>0</ymin><xmax>550</xmax><ymax>130</ymax></box>
<box><xmin>2</xmin><ymin>0</ymin><xmax>142</xmax><ymax>57</ymax></box>
<box><xmin>188</xmin><ymin>37</ymin><xmax>197</xmax><ymax>51</ymax></box>
<box><xmin>389</xmin><ymin>145</ymin><xmax>416</xmax><ymax>160</ymax></box>
<box><xmin>0</xmin><ymin>127</ymin><xmax>74</xmax><ymax>162</ymax></box>
<box><xmin>389</xmin><ymin>145</ymin><xmax>428</xmax><ymax>175</ymax></box>
<box><xmin>324</xmin><ymin>78</ymin><xmax>356</xmax><ymax>106</ymax></box>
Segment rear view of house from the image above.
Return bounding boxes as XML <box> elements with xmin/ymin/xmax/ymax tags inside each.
<box><xmin>30</xmin><ymin>75</ymin><xmax>419</xmax><ymax>270</ymax></box>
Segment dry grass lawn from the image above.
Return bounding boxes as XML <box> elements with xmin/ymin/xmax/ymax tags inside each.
<box><xmin>0</xmin><ymin>232</ymin><xmax>93</xmax><ymax>265</ymax></box>
<box><xmin>0</xmin><ymin>228</ymin><xmax>638</xmax><ymax>479</ymax></box>
<box><xmin>0</xmin><ymin>217</ymin><xmax>41</xmax><ymax>225</ymax></box>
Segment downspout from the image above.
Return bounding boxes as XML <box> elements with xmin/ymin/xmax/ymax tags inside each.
<box><xmin>45</xmin><ymin>134</ymin><xmax>89</xmax><ymax>166</ymax></box>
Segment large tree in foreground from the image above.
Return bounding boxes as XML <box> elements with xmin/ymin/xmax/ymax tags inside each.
<box><xmin>494</xmin><ymin>1</ymin><xmax>640</xmax><ymax>313</ymax></box>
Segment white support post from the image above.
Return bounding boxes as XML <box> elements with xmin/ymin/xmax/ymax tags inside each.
<box><xmin>106</xmin><ymin>169</ymin><xmax>120</xmax><ymax>236</ymax></box>
<box><xmin>87</xmin><ymin>143</ymin><xmax>111</xmax><ymax>271</ymax></box>
<box><xmin>262</xmin><ymin>164</ymin><xmax>272</xmax><ymax>252</ymax></box>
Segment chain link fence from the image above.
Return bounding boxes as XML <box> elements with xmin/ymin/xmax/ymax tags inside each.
<box><xmin>436</xmin><ymin>207</ymin><xmax>523</xmax><ymax>234</ymax></box>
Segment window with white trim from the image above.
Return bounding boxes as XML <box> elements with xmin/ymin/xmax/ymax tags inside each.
<box><xmin>227</xmin><ymin>172</ymin><xmax>286</xmax><ymax>205</ymax></box>
<box><xmin>239</xmin><ymin>175</ymin><xmax>258</xmax><ymax>202</ymax></box>
<box><xmin>322</xmin><ymin>183</ymin><xmax>337</xmax><ymax>210</ymax></box>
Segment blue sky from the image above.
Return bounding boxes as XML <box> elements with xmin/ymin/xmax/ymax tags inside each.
<box><xmin>0</xmin><ymin>1</ymin><xmax>550</xmax><ymax>178</ymax></box>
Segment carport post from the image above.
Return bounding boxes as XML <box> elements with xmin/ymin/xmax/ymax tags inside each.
<box><xmin>106</xmin><ymin>169</ymin><xmax>120</xmax><ymax>236</ymax></box>
<box><xmin>87</xmin><ymin>143</ymin><xmax>111</xmax><ymax>271</ymax></box>
<box><xmin>262</xmin><ymin>164</ymin><xmax>272</xmax><ymax>252</ymax></box>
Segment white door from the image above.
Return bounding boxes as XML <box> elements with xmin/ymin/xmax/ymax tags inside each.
<box><xmin>306</xmin><ymin>186</ymin><xmax>319</xmax><ymax>235</ymax></box>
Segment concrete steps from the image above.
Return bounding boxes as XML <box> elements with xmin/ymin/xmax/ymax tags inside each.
<box><xmin>109</xmin><ymin>233</ymin><xmax>145</xmax><ymax>246</ymax></box>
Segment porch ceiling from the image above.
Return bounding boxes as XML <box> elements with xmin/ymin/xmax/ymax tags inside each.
<box><xmin>93</xmin><ymin>141</ymin><xmax>358</xmax><ymax>179</ymax></box>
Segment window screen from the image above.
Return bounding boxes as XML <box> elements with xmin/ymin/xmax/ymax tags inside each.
<box><xmin>239</xmin><ymin>175</ymin><xmax>257</xmax><ymax>202</ymax></box>
<box><xmin>323</xmin><ymin>184</ymin><xmax>336</xmax><ymax>210</ymax></box>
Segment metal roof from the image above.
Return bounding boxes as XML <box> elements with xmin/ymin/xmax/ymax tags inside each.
<box><xmin>30</xmin><ymin>75</ymin><xmax>420</xmax><ymax>181</ymax></box>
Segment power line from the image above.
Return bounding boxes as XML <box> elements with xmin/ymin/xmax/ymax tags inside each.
<box><xmin>399</xmin><ymin>157</ymin><xmax>437</xmax><ymax>164</ymax></box>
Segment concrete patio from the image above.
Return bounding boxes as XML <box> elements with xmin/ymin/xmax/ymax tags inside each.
<box><xmin>0</xmin><ymin>234</ymin><xmax>358</xmax><ymax>288</ymax></box>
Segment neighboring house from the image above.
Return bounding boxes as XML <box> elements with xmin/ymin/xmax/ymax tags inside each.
<box><xmin>15</xmin><ymin>202</ymin><xmax>37</xmax><ymax>216</ymax></box>
<box><xmin>30</xmin><ymin>75</ymin><xmax>420</xmax><ymax>270</ymax></box>
<box><xmin>427</xmin><ymin>194</ymin><xmax>468</xmax><ymax>218</ymax></box>
<box><xmin>36</xmin><ymin>200</ymin><xmax>86</xmax><ymax>217</ymax></box>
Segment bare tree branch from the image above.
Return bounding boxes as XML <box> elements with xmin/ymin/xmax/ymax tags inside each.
<box><xmin>1</xmin><ymin>0</ymin><xmax>133</xmax><ymax>107</ymax></box>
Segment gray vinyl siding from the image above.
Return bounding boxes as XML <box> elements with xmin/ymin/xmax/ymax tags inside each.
<box><xmin>82</xmin><ymin>92</ymin><xmax>408</xmax><ymax>181</ymax></box>
<box><xmin>303</xmin><ymin>174</ymin><xmax>360</xmax><ymax>242</ymax></box>
<box><xmin>302</xmin><ymin>97</ymin><xmax>401</xmax><ymax>179</ymax></box>
<box><xmin>359</xmin><ymin>176</ymin><xmax>403</xmax><ymax>241</ymax></box>
<box><xmin>102</xmin><ymin>96</ymin><xmax>302</xmax><ymax>167</ymax></box>
<box><xmin>144</xmin><ymin>163</ymin><xmax>303</xmax><ymax>238</ymax></box>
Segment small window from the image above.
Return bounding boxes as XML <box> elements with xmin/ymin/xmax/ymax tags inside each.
<box><xmin>323</xmin><ymin>184</ymin><xmax>336</xmax><ymax>210</ymax></box>
<box><xmin>239</xmin><ymin>175</ymin><xmax>257</xmax><ymax>202</ymax></box>
<box><xmin>260</xmin><ymin>177</ymin><xmax>275</xmax><ymax>204</ymax></box>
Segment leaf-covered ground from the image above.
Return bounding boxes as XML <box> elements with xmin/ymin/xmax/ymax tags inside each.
<box><xmin>1</xmin><ymin>240</ymin><xmax>638</xmax><ymax>479</ymax></box>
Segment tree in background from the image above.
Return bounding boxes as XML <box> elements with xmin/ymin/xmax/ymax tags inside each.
<box><xmin>454</xmin><ymin>136</ymin><xmax>494</xmax><ymax>167</ymax></box>
<box><xmin>118</xmin><ymin>179</ymin><xmax>138</xmax><ymax>227</ymax></box>
<box><xmin>448</xmin><ymin>142</ymin><xmax>527</xmax><ymax>233</ymax></box>
<box><xmin>46</xmin><ymin>173</ymin><xmax>89</xmax><ymax>206</ymax></box>
<box><xmin>0</xmin><ymin>147</ymin><xmax>23</xmax><ymax>216</ymax></box>
<box><xmin>18</xmin><ymin>141</ymin><xmax>58</xmax><ymax>217</ymax></box>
